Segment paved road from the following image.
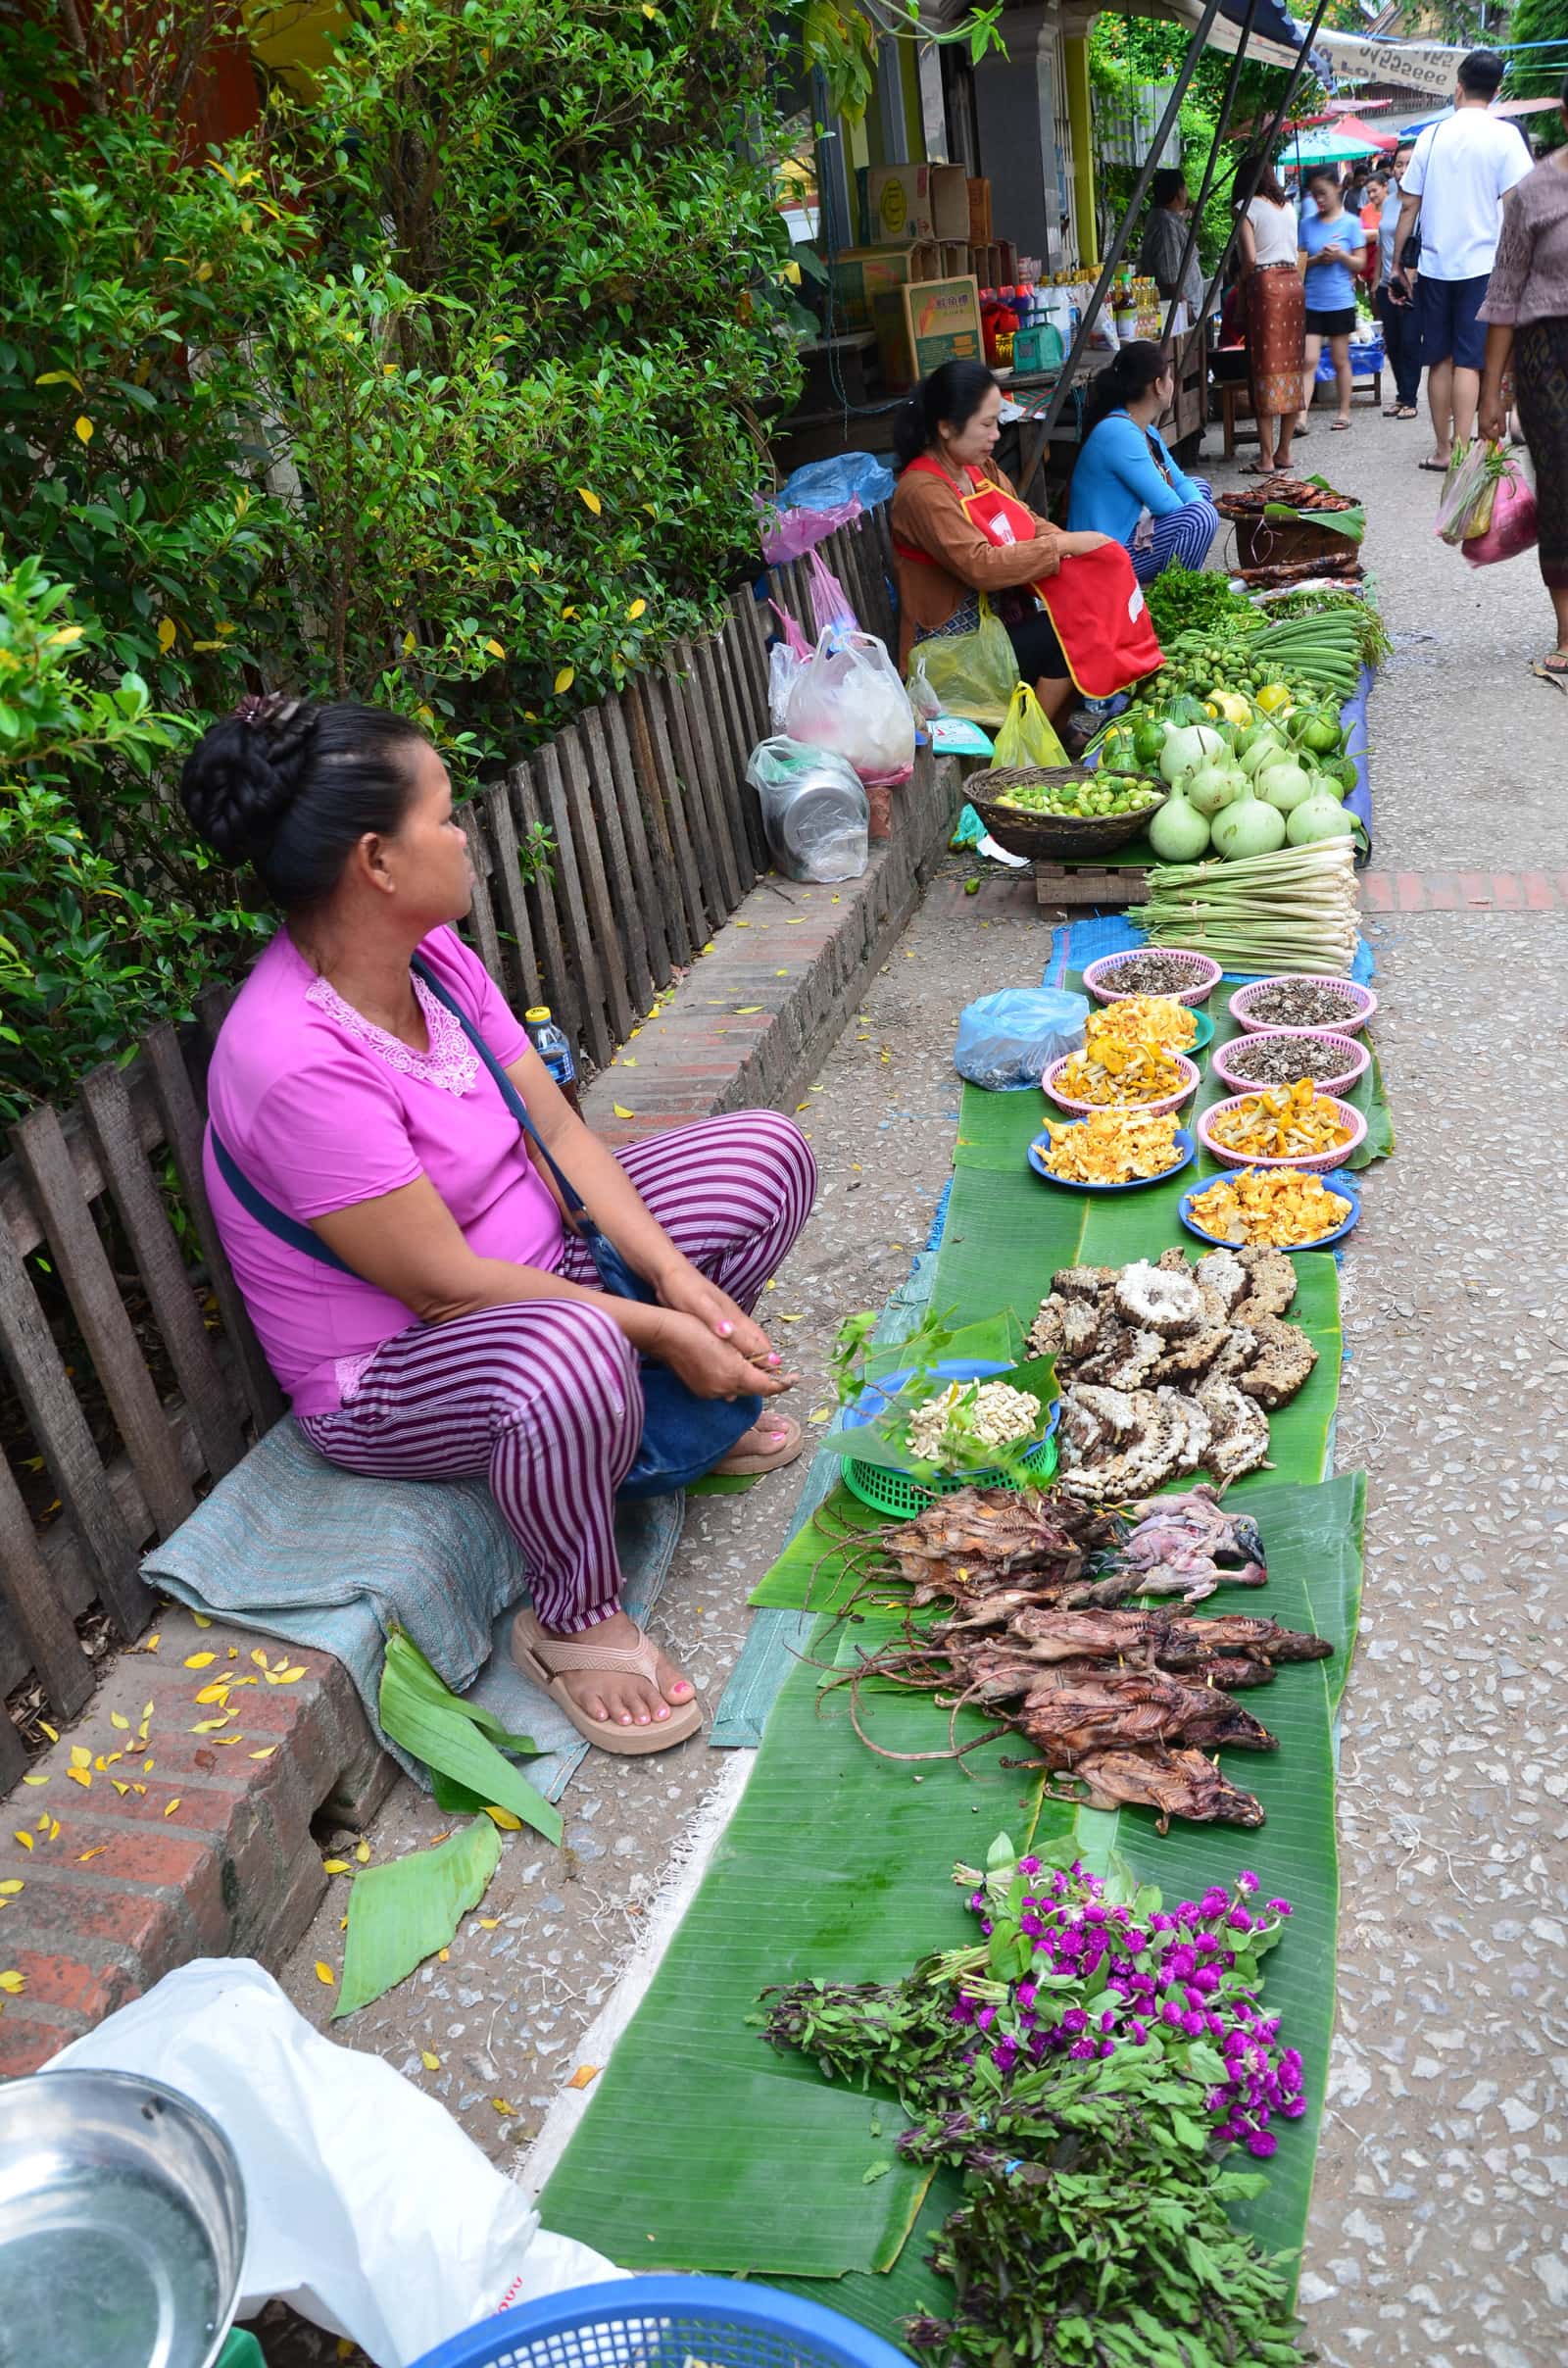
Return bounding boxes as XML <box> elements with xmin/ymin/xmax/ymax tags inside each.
<box><xmin>273</xmin><ymin>403</ymin><xmax>1565</xmax><ymax>2367</ymax></box>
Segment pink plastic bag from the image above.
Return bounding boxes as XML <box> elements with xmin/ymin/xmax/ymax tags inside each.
<box><xmin>808</xmin><ymin>547</ymin><xmax>858</xmax><ymax>637</ymax></box>
<box><xmin>759</xmin><ymin>495</ymin><xmax>861</xmax><ymax>565</ymax></box>
<box><xmin>1461</xmin><ymin>450</ymin><xmax>1538</xmax><ymax>568</ymax></box>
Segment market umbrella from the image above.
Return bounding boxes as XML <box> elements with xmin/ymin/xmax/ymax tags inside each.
<box><xmin>1282</xmin><ymin>116</ymin><xmax>1396</xmax><ymax>163</ymax></box>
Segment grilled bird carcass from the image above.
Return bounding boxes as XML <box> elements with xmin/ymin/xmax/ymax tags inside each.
<box><xmin>1159</xmin><ymin>1612</ymin><xmax>1330</xmax><ymax>1666</ymax></box>
<box><xmin>1063</xmin><ymin>1748</ymin><xmax>1267</xmax><ymax>1832</ymax></box>
<box><xmin>1016</xmin><ymin>1670</ymin><xmax>1278</xmax><ymax>1756</ymax></box>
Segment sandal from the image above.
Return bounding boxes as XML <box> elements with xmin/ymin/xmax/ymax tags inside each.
<box><xmin>1394</xmin><ymin>405</ymin><xmax>1418</xmax><ymax>420</ymax></box>
<box><xmin>1418</xmin><ymin>457</ymin><xmax>1449</xmax><ymax>473</ymax></box>
<box><xmin>1331</xmin><ymin>418</ymin><xmax>1351</xmax><ymax>431</ymax></box>
<box><xmin>1533</xmin><ymin>654</ymin><xmax>1568</xmax><ymax>693</ymax></box>
<box><xmin>511</xmin><ymin>1608</ymin><xmax>702</xmax><ymax>1755</ymax></box>
<box><xmin>713</xmin><ymin>1413</ymin><xmax>804</xmax><ymax>1478</ymax></box>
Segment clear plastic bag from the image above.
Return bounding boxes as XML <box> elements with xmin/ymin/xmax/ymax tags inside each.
<box><xmin>808</xmin><ymin>546</ymin><xmax>858</xmax><ymax>637</ymax></box>
<box><xmin>991</xmin><ymin>681</ymin><xmax>1070</xmax><ymax>770</ymax></box>
<box><xmin>907</xmin><ymin>602</ymin><xmax>1021</xmax><ymax>726</ymax></box>
<box><xmin>745</xmin><ymin>736</ymin><xmax>869</xmax><ymax>883</ymax></box>
<box><xmin>768</xmin><ymin>638</ymin><xmax>804</xmax><ymax>731</ymax></box>
<box><xmin>955</xmin><ymin>988</ymin><xmax>1090</xmax><ymax>1092</ymax></box>
<box><xmin>1436</xmin><ymin>440</ymin><xmax>1500</xmax><ymax>545</ymax></box>
<box><xmin>783</xmin><ymin>627</ymin><xmax>916</xmax><ymax>785</ymax></box>
<box><xmin>1461</xmin><ymin>447</ymin><xmax>1538</xmax><ymax>568</ymax></box>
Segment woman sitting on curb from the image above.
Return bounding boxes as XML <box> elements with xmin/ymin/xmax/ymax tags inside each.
<box><xmin>180</xmin><ymin>695</ymin><xmax>815</xmax><ymax>1756</ymax></box>
<box><xmin>1065</xmin><ymin>341</ymin><xmax>1219</xmax><ymax>583</ymax></box>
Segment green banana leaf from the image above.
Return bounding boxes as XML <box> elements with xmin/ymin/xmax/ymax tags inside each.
<box><xmin>541</xmin><ymin>1473</ymin><xmax>1363</xmax><ymax>2311</ymax></box>
<box><xmin>336</xmin><ymin>1815</ymin><xmax>501</xmax><ymax>2018</ymax></box>
<box><xmin>379</xmin><ymin>1631</ymin><xmax>563</xmax><ymax>1847</ymax></box>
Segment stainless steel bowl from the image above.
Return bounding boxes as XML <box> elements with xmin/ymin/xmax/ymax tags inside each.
<box><xmin>0</xmin><ymin>2068</ymin><xmax>246</xmax><ymax>2368</ymax></box>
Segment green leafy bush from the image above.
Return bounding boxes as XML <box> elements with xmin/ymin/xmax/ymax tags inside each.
<box><xmin>0</xmin><ymin>0</ymin><xmax>806</xmax><ymax>1112</ymax></box>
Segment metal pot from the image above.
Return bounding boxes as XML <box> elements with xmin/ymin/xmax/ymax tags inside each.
<box><xmin>0</xmin><ymin>2068</ymin><xmax>246</xmax><ymax>2368</ymax></box>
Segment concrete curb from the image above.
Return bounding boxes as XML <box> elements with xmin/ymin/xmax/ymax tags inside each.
<box><xmin>0</xmin><ymin>753</ymin><xmax>958</xmax><ymax>2069</ymax></box>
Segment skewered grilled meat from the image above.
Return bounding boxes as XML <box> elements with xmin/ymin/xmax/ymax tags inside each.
<box><xmin>1061</xmin><ymin>1748</ymin><xmax>1267</xmax><ymax>1831</ymax></box>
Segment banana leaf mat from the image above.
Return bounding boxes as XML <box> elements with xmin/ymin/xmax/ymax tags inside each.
<box><xmin>540</xmin><ymin>1472</ymin><xmax>1365</xmax><ymax>2319</ymax></box>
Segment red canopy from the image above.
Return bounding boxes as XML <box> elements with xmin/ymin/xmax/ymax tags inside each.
<box><xmin>1328</xmin><ymin>114</ymin><xmax>1398</xmax><ymax>153</ymax></box>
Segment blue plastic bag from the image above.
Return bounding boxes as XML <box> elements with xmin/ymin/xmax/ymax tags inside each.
<box><xmin>954</xmin><ymin>989</ymin><xmax>1089</xmax><ymax>1093</ymax></box>
<box><xmin>777</xmin><ymin>454</ymin><xmax>896</xmax><ymax>517</ymax></box>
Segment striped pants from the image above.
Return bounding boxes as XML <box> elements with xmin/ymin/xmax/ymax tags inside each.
<box><xmin>297</xmin><ymin>1110</ymin><xmax>816</xmax><ymax>1633</ymax></box>
<box><xmin>1133</xmin><ymin>485</ymin><xmax>1219</xmax><ymax>585</ymax></box>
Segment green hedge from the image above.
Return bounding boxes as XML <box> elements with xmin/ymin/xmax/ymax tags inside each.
<box><xmin>0</xmin><ymin>0</ymin><xmax>805</xmax><ymax>1116</ymax></box>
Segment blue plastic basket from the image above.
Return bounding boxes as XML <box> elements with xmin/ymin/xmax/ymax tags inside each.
<box><xmin>410</xmin><ymin>2274</ymin><xmax>916</xmax><ymax>2368</ymax></box>
<box><xmin>1178</xmin><ymin>1165</ymin><xmax>1361</xmax><ymax>1251</ymax></box>
<box><xmin>1028</xmin><ymin>1124</ymin><xmax>1197</xmax><ymax>1193</ymax></box>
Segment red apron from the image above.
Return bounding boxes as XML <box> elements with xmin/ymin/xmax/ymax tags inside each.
<box><xmin>899</xmin><ymin>460</ymin><xmax>1163</xmax><ymax>699</ymax></box>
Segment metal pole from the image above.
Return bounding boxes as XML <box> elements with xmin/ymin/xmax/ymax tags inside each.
<box><xmin>1161</xmin><ymin>0</ymin><xmax>1262</xmax><ymax>345</ymax></box>
<box><xmin>1017</xmin><ymin>0</ymin><xmax>1224</xmax><ymax>498</ymax></box>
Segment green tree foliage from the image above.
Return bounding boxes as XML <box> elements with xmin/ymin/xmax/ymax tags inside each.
<box><xmin>0</xmin><ymin>0</ymin><xmax>805</xmax><ymax>1110</ymax></box>
<box><xmin>1506</xmin><ymin>0</ymin><xmax>1568</xmax><ymax>146</ymax></box>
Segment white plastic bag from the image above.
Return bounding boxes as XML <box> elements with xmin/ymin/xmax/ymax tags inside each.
<box><xmin>784</xmin><ymin>627</ymin><xmax>916</xmax><ymax>786</ymax></box>
<box><xmin>49</xmin><ymin>1959</ymin><xmax>623</xmax><ymax>2367</ymax></box>
<box><xmin>768</xmin><ymin>638</ymin><xmax>804</xmax><ymax>733</ymax></box>
<box><xmin>745</xmin><ymin>735</ymin><xmax>869</xmax><ymax>883</ymax></box>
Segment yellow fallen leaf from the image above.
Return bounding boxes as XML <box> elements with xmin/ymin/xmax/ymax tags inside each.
<box><xmin>211</xmin><ymin>1734</ymin><xmax>244</xmax><ymax>1748</ymax></box>
<box><xmin>356</xmin><ymin>1840</ymin><xmax>370</xmax><ymax>1863</ymax></box>
<box><xmin>477</xmin><ymin>1917</ymin><xmax>500</xmax><ymax>1929</ymax></box>
<box><xmin>315</xmin><ymin>1961</ymin><xmax>336</xmax><ymax>1987</ymax></box>
<box><xmin>142</xmin><ymin>1760</ymin><xmax>154</xmax><ymax>1773</ymax></box>
<box><xmin>191</xmin><ymin>1613</ymin><xmax>212</xmax><ymax>1626</ymax></box>
<box><xmin>321</xmin><ymin>1859</ymin><xmax>350</xmax><ymax>1874</ymax></box>
<box><xmin>74</xmin><ymin>415</ymin><xmax>93</xmax><ymax>443</ymax></box>
<box><xmin>70</xmin><ymin>1747</ymin><xmax>90</xmax><ymax>1769</ymax></box>
<box><xmin>76</xmin><ymin>1847</ymin><xmax>106</xmax><ymax>1863</ymax></box>
<box><xmin>402</xmin><ymin>627</ymin><xmax>416</xmax><ymax>654</ymax></box>
<box><xmin>110</xmin><ymin>1712</ymin><xmax>130</xmax><ymax>1730</ymax></box>
<box><xmin>184</xmin><ymin>1652</ymin><xmax>216</xmax><ymax>1669</ymax></box>
<box><xmin>566</xmin><ymin>2063</ymin><xmax>602</xmax><ymax>2091</ymax></box>
<box><xmin>14</xmin><ymin>1834</ymin><xmax>33</xmax><ymax>1850</ymax></box>
<box><xmin>734</xmin><ymin>1006</ymin><xmax>761</xmax><ymax>1014</ymax></box>
<box><xmin>576</xmin><ymin>486</ymin><xmax>602</xmax><ymax>516</ymax></box>
<box><xmin>251</xmin><ymin>1650</ymin><xmax>270</xmax><ymax>1669</ymax></box>
<box><xmin>482</xmin><ymin>1805</ymin><xmax>521</xmax><ymax>1830</ymax></box>
<box><xmin>266</xmin><ymin>1666</ymin><xmax>307</xmax><ymax>1685</ymax></box>
<box><xmin>0</xmin><ymin>1881</ymin><xmax>22</xmax><ymax>1896</ymax></box>
<box><xmin>66</xmin><ymin>1767</ymin><xmax>91</xmax><ymax>1789</ymax></box>
<box><xmin>808</xmin><ymin>1406</ymin><xmax>832</xmax><ymax>1424</ymax></box>
<box><xmin>492</xmin><ymin>2097</ymin><xmax>518</xmax><ymax>2116</ymax></box>
<box><xmin>38</xmin><ymin>1722</ymin><xmax>58</xmax><ymax>1743</ymax></box>
<box><xmin>227</xmin><ymin>1648</ymin><xmax>238</xmax><ymax>1659</ymax></box>
<box><xmin>194</xmin><ymin>1684</ymin><xmax>228</xmax><ymax>1704</ymax></box>
<box><xmin>190</xmin><ymin>1717</ymin><xmax>231</xmax><ymax>1734</ymax></box>
<box><xmin>249</xmin><ymin>1748</ymin><xmax>276</xmax><ymax>1760</ymax></box>
<box><xmin>627</xmin><ymin>598</ymin><xmax>647</xmax><ymax>619</ymax></box>
<box><xmin>37</xmin><ymin>1814</ymin><xmax>48</xmax><ymax>1829</ymax></box>
<box><xmin>137</xmin><ymin>1633</ymin><xmax>161</xmax><ymax>1653</ymax></box>
<box><xmin>112</xmin><ymin>1780</ymin><xmax>131</xmax><ymax>1796</ymax></box>
<box><xmin>47</xmin><ymin>1822</ymin><xmax>59</xmax><ymax>1841</ymax></box>
<box><xmin>438</xmin><ymin>1948</ymin><xmax>450</xmax><ymax>1962</ymax></box>
<box><xmin>163</xmin><ymin>1799</ymin><xmax>180</xmax><ymax>1817</ymax></box>
<box><xmin>0</xmin><ymin>1971</ymin><xmax>24</xmax><ymax>1995</ymax></box>
<box><xmin>612</xmin><ymin>1104</ymin><xmax>634</xmax><ymax>1119</ymax></box>
<box><xmin>554</xmin><ymin>666</ymin><xmax>575</xmax><ymax>695</ymax></box>
<box><xmin>421</xmin><ymin>2051</ymin><xmax>441</xmax><ymax>2072</ymax></box>
<box><xmin>776</xmin><ymin>1313</ymin><xmax>804</xmax><ymax>1324</ymax></box>
<box><xmin>141</xmin><ymin>1702</ymin><xmax>154</xmax><ymax>1721</ymax></box>
<box><xmin>21</xmin><ymin>1775</ymin><xmax>47</xmax><ymax>1787</ymax></box>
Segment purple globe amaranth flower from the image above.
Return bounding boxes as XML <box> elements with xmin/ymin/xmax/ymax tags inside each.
<box><xmin>1228</xmin><ymin>1908</ymin><xmax>1253</xmax><ymax>1933</ymax></box>
<box><xmin>1068</xmin><ymin>2039</ymin><xmax>1097</xmax><ymax>2060</ymax></box>
<box><xmin>1060</xmin><ymin>2007</ymin><xmax>1090</xmax><ymax>2034</ymax></box>
<box><xmin>992</xmin><ymin>2039</ymin><xmax>1019</xmax><ymax>2073</ymax></box>
<box><xmin>1161</xmin><ymin>1999</ymin><xmax>1184</xmax><ymax>2027</ymax></box>
<box><xmin>976</xmin><ymin>2005</ymin><xmax>996</xmax><ymax>2032</ymax></box>
<box><xmin>1018</xmin><ymin>1855</ymin><xmax>1041</xmax><ymax>1876</ymax></box>
<box><xmin>1200</xmin><ymin>1886</ymin><xmax>1230</xmax><ymax>1916</ymax></box>
<box><xmin>1192</xmin><ymin>1966</ymin><xmax>1221</xmax><ymax>1996</ymax></box>
<box><xmin>1236</xmin><ymin>1871</ymin><xmax>1259</xmax><ymax>1896</ymax></box>
<box><xmin>1181</xmin><ymin>2010</ymin><xmax>1206</xmax><ymax>2038</ymax></box>
<box><xmin>1246</xmin><ymin>2130</ymin><xmax>1278</xmax><ymax>2157</ymax></box>
<box><xmin>1281</xmin><ymin>2097</ymin><xmax>1307</xmax><ymax>2119</ymax></box>
<box><xmin>1015</xmin><ymin>1981</ymin><xmax>1038</xmax><ymax>2011</ymax></box>
<box><xmin>1267</xmin><ymin>1898</ymin><xmax>1292</xmax><ymax>1916</ymax></box>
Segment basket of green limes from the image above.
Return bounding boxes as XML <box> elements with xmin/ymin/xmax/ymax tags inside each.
<box><xmin>970</xmin><ymin>765</ymin><xmax>1167</xmax><ymax>861</ymax></box>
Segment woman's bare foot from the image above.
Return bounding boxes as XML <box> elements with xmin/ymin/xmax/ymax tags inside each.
<box><xmin>712</xmin><ymin>1412</ymin><xmax>804</xmax><ymax>1477</ymax></box>
<box><xmin>540</xmin><ymin>1608</ymin><xmax>694</xmax><ymax>1730</ymax></box>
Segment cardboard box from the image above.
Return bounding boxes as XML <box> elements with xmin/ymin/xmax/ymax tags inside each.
<box><xmin>829</xmin><ymin>244</ymin><xmax>914</xmax><ymax>331</ymax></box>
<box><xmin>866</xmin><ymin>164</ymin><xmax>934</xmax><ymax>244</ymax></box>
<box><xmin>969</xmin><ymin>242</ymin><xmax>1000</xmax><ymax>289</ymax></box>
<box><xmin>938</xmin><ymin>239</ymin><xmax>969</xmax><ymax>278</ymax></box>
<box><xmin>967</xmin><ymin>176</ymin><xmax>993</xmax><ymax>246</ymax></box>
<box><xmin>873</xmin><ymin>274</ymin><xmax>985</xmax><ymax>390</ymax></box>
<box><xmin>930</xmin><ymin>164</ymin><xmax>971</xmax><ymax>242</ymax></box>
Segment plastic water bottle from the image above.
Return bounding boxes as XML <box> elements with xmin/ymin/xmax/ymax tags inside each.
<box><xmin>524</xmin><ymin>1006</ymin><xmax>580</xmax><ymax>1111</ymax></box>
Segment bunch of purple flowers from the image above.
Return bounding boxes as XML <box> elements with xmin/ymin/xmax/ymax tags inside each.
<box><xmin>949</xmin><ymin>1851</ymin><xmax>1304</xmax><ymax>2158</ymax></box>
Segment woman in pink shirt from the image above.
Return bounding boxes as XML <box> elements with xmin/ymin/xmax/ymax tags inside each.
<box><xmin>183</xmin><ymin>695</ymin><xmax>814</xmax><ymax>1755</ymax></box>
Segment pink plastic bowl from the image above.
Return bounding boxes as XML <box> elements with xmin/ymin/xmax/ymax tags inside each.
<box><xmin>1083</xmin><ymin>951</ymin><xmax>1223</xmax><ymax>1009</ymax></box>
<box><xmin>1211</xmin><ymin>1029</ymin><xmax>1371</xmax><ymax>1099</ymax></box>
<box><xmin>1198</xmin><ymin>1091</ymin><xmax>1368</xmax><ymax>1174</ymax></box>
<box><xmin>1043</xmin><ymin>1051</ymin><xmax>1200</xmax><ymax>1120</ymax></box>
<box><xmin>1228</xmin><ymin>975</ymin><xmax>1379</xmax><ymax>1038</ymax></box>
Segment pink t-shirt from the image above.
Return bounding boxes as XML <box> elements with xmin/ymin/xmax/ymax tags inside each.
<box><xmin>204</xmin><ymin>925</ymin><xmax>565</xmax><ymax>1414</ymax></box>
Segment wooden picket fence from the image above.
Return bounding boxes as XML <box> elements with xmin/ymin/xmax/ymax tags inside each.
<box><xmin>0</xmin><ymin>509</ymin><xmax>898</xmax><ymax>1777</ymax></box>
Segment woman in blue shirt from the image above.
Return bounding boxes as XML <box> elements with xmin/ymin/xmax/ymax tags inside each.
<box><xmin>1298</xmin><ymin>167</ymin><xmax>1366</xmax><ymax>431</ymax></box>
<box><xmin>1065</xmin><ymin>342</ymin><xmax>1218</xmax><ymax>583</ymax></box>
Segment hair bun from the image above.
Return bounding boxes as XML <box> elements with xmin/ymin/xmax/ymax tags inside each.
<box><xmin>180</xmin><ymin>695</ymin><xmax>319</xmax><ymax>865</ymax></box>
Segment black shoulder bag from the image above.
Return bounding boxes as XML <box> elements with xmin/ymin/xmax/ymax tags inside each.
<box><xmin>210</xmin><ymin>955</ymin><xmax>760</xmax><ymax>1499</ymax></box>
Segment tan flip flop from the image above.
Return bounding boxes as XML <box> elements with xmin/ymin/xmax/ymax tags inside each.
<box><xmin>712</xmin><ymin>1412</ymin><xmax>805</xmax><ymax>1478</ymax></box>
<box><xmin>511</xmin><ymin>1608</ymin><xmax>702</xmax><ymax>1755</ymax></box>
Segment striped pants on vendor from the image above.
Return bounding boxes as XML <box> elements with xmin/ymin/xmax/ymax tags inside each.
<box><xmin>298</xmin><ymin>1110</ymin><xmax>816</xmax><ymax>1632</ymax></box>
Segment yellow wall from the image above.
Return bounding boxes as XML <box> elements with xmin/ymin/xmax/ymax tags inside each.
<box><xmin>1063</xmin><ymin>35</ymin><xmax>1099</xmax><ymax>270</ymax></box>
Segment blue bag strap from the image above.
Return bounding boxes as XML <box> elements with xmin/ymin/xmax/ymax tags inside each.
<box><xmin>208</xmin><ymin>1126</ymin><xmax>357</xmax><ymax>1275</ymax></box>
<box><xmin>410</xmin><ymin>955</ymin><xmax>590</xmax><ymax>1223</ymax></box>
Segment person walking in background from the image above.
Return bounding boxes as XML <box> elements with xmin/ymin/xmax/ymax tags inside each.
<box><xmin>1066</xmin><ymin>342</ymin><xmax>1219</xmax><ymax>583</ymax></box>
<box><xmin>1235</xmin><ymin>153</ymin><xmax>1304</xmax><ymax>475</ymax></box>
<box><xmin>1298</xmin><ymin>169</ymin><xmax>1366</xmax><ymax>433</ymax></box>
<box><xmin>1359</xmin><ymin>174</ymin><xmax>1387</xmax><ymax>294</ymax></box>
<box><xmin>1478</xmin><ymin>73</ymin><xmax>1568</xmax><ymax>686</ymax></box>
<box><xmin>1393</xmin><ymin>49</ymin><xmax>1532</xmax><ymax>471</ymax></box>
<box><xmin>1139</xmin><ymin>168</ymin><xmax>1206</xmax><ymax>325</ymax></box>
<box><xmin>1377</xmin><ymin>144</ymin><xmax>1423</xmax><ymax>419</ymax></box>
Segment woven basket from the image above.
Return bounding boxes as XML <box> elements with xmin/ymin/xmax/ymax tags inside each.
<box><xmin>1198</xmin><ymin>1092</ymin><xmax>1368</xmax><ymax>1174</ymax></box>
<box><xmin>1228</xmin><ymin>975</ymin><xmax>1378</xmax><ymax>1037</ymax></box>
<box><xmin>1083</xmin><ymin>950</ymin><xmax>1222</xmax><ymax>1008</ymax></box>
<box><xmin>1043</xmin><ymin>1050</ymin><xmax>1200</xmax><ymax>1120</ymax></box>
<box><xmin>971</xmin><ymin>770</ymin><xmax>1165</xmax><ymax>862</ymax></box>
<box><xmin>1212</xmin><ymin>1028</ymin><xmax>1370</xmax><ymax>1099</ymax></box>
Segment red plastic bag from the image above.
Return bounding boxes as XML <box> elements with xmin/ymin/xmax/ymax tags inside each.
<box><xmin>1461</xmin><ymin>449</ymin><xmax>1538</xmax><ymax>568</ymax></box>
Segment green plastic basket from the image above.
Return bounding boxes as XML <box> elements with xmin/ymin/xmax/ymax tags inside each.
<box><xmin>843</xmin><ymin>1429</ymin><xmax>1059</xmax><ymax>1519</ymax></box>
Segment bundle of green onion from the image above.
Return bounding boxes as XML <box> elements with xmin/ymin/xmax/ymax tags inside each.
<box><xmin>1142</xmin><ymin>841</ymin><xmax>1359</xmax><ymax>974</ymax></box>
